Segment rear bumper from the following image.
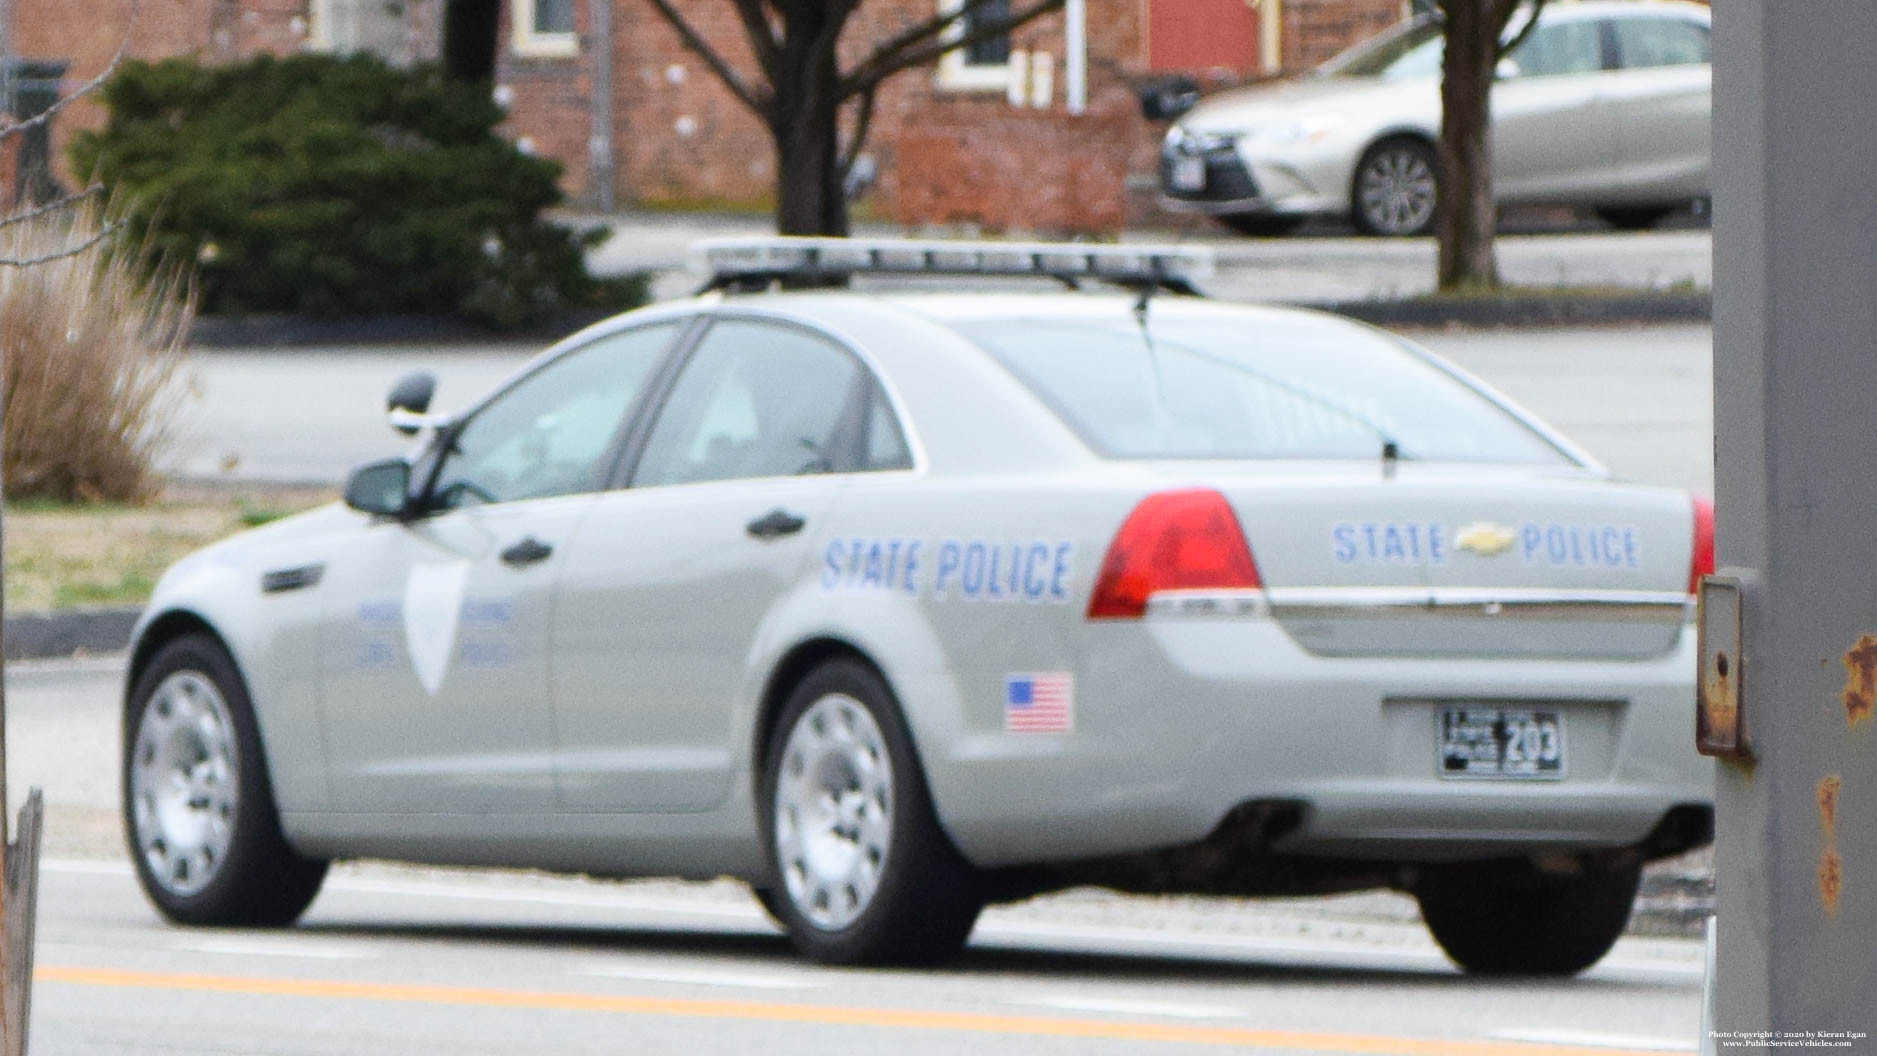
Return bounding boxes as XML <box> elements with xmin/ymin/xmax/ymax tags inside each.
<box><xmin>918</xmin><ymin>614</ymin><xmax>1711</xmax><ymax>871</ymax></box>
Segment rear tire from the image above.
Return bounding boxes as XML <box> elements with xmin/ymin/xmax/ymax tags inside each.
<box><xmin>1416</xmin><ymin>859</ymin><xmax>1640</xmax><ymax>975</ymax></box>
<box><xmin>760</xmin><ymin>659</ymin><xmax>981</xmax><ymax>965</ymax></box>
<box><xmin>124</xmin><ymin>634</ymin><xmax>327</xmax><ymax>926</ymax></box>
<box><xmin>1595</xmin><ymin>205</ymin><xmax>1675</xmax><ymax>231</ymax></box>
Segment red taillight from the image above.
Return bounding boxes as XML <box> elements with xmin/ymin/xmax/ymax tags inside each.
<box><xmin>1689</xmin><ymin>494</ymin><xmax>1716</xmax><ymax>594</ymax></box>
<box><xmin>1087</xmin><ymin>488</ymin><xmax>1263</xmax><ymax>619</ymax></box>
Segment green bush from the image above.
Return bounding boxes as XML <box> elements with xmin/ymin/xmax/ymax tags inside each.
<box><xmin>71</xmin><ymin>54</ymin><xmax>643</xmax><ymax>328</ymax></box>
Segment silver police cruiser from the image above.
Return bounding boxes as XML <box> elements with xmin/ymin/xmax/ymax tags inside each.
<box><xmin>124</xmin><ymin>238</ymin><xmax>1713</xmax><ymax>975</ymax></box>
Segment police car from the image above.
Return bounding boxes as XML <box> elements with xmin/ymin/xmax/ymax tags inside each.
<box><xmin>124</xmin><ymin>238</ymin><xmax>1713</xmax><ymax>975</ymax></box>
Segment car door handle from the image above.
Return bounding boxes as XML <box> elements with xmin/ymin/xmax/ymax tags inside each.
<box><xmin>746</xmin><ymin>509</ymin><xmax>807</xmax><ymax>539</ymax></box>
<box><xmin>499</xmin><ymin>536</ymin><xmax>555</xmax><ymax>567</ymax></box>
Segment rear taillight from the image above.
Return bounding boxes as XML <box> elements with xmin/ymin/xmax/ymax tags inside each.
<box><xmin>1689</xmin><ymin>494</ymin><xmax>1715</xmax><ymax>594</ymax></box>
<box><xmin>1087</xmin><ymin>488</ymin><xmax>1262</xmax><ymax>619</ymax></box>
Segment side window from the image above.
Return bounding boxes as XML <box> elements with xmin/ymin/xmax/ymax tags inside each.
<box><xmin>1612</xmin><ymin>17</ymin><xmax>1710</xmax><ymax>70</ymax></box>
<box><xmin>1505</xmin><ymin>19</ymin><xmax>1603</xmax><ymax>77</ymax></box>
<box><xmin>430</xmin><ymin>323</ymin><xmax>678</xmax><ymax>509</ymax></box>
<box><xmin>863</xmin><ymin>387</ymin><xmax>914</xmax><ymax>471</ymax></box>
<box><xmin>633</xmin><ymin>321</ymin><xmax>862</xmax><ymax>487</ymax></box>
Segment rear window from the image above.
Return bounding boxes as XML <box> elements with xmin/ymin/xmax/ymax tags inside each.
<box><xmin>961</xmin><ymin>315</ymin><xmax>1573</xmax><ymax>465</ymax></box>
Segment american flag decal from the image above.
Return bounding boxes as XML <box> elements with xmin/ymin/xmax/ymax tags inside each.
<box><xmin>1005</xmin><ymin>673</ymin><xmax>1074</xmax><ymax>733</ymax></box>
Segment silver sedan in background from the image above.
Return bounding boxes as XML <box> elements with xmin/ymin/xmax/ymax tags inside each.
<box><xmin>1161</xmin><ymin>0</ymin><xmax>1711</xmax><ymax>236</ymax></box>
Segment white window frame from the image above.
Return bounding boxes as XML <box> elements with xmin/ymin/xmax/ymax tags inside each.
<box><xmin>936</xmin><ymin>0</ymin><xmax>1015</xmax><ymax>92</ymax></box>
<box><xmin>305</xmin><ymin>0</ymin><xmax>349</xmax><ymax>53</ymax></box>
<box><xmin>512</xmin><ymin>0</ymin><xmax>580</xmax><ymax>59</ymax></box>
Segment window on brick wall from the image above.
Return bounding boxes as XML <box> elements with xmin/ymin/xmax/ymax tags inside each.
<box><xmin>937</xmin><ymin>0</ymin><xmax>1015</xmax><ymax>92</ymax></box>
<box><xmin>512</xmin><ymin>0</ymin><xmax>578</xmax><ymax>58</ymax></box>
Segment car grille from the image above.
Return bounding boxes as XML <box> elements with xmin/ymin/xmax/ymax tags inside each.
<box><xmin>1163</xmin><ymin>143</ymin><xmax>1260</xmax><ymax>203</ymax></box>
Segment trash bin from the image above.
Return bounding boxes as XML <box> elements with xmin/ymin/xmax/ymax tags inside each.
<box><xmin>6</xmin><ymin>59</ymin><xmax>70</xmax><ymax>208</ymax></box>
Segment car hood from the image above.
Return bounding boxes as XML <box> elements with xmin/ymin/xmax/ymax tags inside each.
<box><xmin>1175</xmin><ymin>75</ymin><xmax>1433</xmax><ymax>138</ymax></box>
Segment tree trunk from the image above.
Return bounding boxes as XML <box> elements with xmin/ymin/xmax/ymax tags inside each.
<box><xmin>1436</xmin><ymin>0</ymin><xmax>1500</xmax><ymax>291</ymax></box>
<box><xmin>773</xmin><ymin>96</ymin><xmax>849</xmax><ymax>237</ymax></box>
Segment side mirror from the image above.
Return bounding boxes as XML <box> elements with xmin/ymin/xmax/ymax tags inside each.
<box><xmin>344</xmin><ymin>458</ymin><xmax>413</xmax><ymax>518</ymax></box>
<box><xmin>387</xmin><ymin>371</ymin><xmax>438</xmax><ymax>437</ymax></box>
<box><xmin>1494</xmin><ymin>57</ymin><xmax>1521</xmax><ymax>81</ymax></box>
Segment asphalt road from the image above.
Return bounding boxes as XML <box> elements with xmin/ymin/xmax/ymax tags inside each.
<box><xmin>13</xmin><ymin>658</ymin><xmax>1703</xmax><ymax>1056</ymax></box>
<box><xmin>169</xmin><ymin>323</ymin><xmax>1715</xmax><ymax>496</ymax></box>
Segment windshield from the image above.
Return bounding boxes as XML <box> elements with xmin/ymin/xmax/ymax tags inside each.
<box><xmin>1318</xmin><ymin>18</ymin><xmax>1444</xmax><ymax>79</ymax></box>
<box><xmin>962</xmin><ymin>314</ymin><xmax>1573</xmax><ymax>465</ymax></box>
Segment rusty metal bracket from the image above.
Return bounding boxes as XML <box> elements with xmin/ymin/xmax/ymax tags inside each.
<box><xmin>1696</xmin><ymin>575</ymin><xmax>1750</xmax><ymax>760</ymax></box>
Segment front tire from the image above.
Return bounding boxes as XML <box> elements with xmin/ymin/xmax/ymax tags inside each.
<box><xmin>1352</xmin><ymin>138</ymin><xmax>1439</xmax><ymax>236</ymax></box>
<box><xmin>1416</xmin><ymin>859</ymin><xmax>1641</xmax><ymax>975</ymax></box>
<box><xmin>1217</xmin><ymin>214</ymin><xmax>1305</xmax><ymax>238</ymax></box>
<box><xmin>124</xmin><ymin>634</ymin><xmax>327</xmax><ymax>926</ymax></box>
<box><xmin>761</xmin><ymin>660</ymin><xmax>981</xmax><ymax>965</ymax></box>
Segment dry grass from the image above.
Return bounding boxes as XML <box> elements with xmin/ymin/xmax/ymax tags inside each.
<box><xmin>5</xmin><ymin>486</ymin><xmax>334</xmax><ymax>611</ymax></box>
<box><xmin>0</xmin><ymin>202</ymin><xmax>192</xmax><ymax>503</ymax></box>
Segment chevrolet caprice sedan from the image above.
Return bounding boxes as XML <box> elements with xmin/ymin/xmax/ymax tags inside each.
<box><xmin>1162</xmin><ymin>0</ymin><xmax>1711</xmax><ymax>236</ymax></box>
<box><xmin>124</xmin><ymin>239</ymin><xmax>1712</xmax><ymax>975</ymax></box>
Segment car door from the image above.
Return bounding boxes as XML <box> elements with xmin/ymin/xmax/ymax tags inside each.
<box><xmin>549</xmin><ymin>316</ymin><xmax>890</xmax><ymax>812</ymax></box>
<box><xmin>1601</xmin><ymin>13</ymin><xmax>1711</xmax><ymax>200</ymax></box>
<box><xmin>1492</xmin><ymin>15</ymin><xmax>1617</xmax><ymax>202</ymax></box>
<box><xmin>317</xmin><ymin>321</ymin><xmax>683</xmax><ymax>813</ymax></box>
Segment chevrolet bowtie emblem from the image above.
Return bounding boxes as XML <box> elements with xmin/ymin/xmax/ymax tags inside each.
<box><xmin>1454</xmin><ymin>522</ymin><xmax>1518</xmax><ymax>557</ymax></box>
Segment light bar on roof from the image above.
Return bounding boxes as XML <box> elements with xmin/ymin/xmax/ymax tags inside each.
<box><xmin>690</xmin><ymin>236</ymin><xmax>1215</xmax><ymax>288</ymax></box>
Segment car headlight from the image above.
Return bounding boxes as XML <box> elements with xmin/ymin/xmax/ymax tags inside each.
<box><xmin>1165</xmin><ymin>126</ymin><xmax>1239</xmax><ymax>155</ymax></box>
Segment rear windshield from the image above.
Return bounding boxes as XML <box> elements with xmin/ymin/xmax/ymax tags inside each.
<box><xmin>961</xmin><ymin>315</ymin><xmax>1574</xmax><ymax>465</ymax></box>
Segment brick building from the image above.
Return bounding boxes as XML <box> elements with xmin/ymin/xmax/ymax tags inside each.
<box><xmin>8</xmin><ymin>0</ymin><xmax>1407</xmax><ymax>232</ymax></box>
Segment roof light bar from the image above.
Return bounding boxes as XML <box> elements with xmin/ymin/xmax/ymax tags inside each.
<box><xmin>690</xmin><ymin>236</ymin><xmax>1215</xmax><ymax>292</ymax></box>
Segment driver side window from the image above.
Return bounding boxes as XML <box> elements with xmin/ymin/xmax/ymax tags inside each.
<box><xmin>430</xmin><ymin>322</ymin><xmax>679</xmax><ymax>509</ymax></box>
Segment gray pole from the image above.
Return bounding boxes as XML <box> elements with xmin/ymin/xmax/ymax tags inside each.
<box><xmin>1712</xmin><ymin>0</ymin><xmax>1877</xmax><ymax>1045</ymax></box>
<box><xmin>587</xmin><ymin>0</ymin><xmax>615</xmax><ymax>213</ymax></box>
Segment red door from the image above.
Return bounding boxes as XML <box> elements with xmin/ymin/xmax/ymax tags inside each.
<box><xmin>1148</xmin><ymin>0</ymin><xmax>1259</xmax><ymax>74</ymax></box>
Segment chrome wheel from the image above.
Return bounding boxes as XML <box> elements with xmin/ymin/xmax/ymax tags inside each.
<box><xmin>773</xmin><ymin>692</ymin><xmax>894</xmax><ymax>931</ymax></box>
<box><xmin>130</xmin><ymin>670</ymin><xmax>239</xmax><ymax>897</ymax></box>
<box><xmin>1355</xmin><ymin>142</ymin><xmax>1437</xmax><ymax>236</ymax></box>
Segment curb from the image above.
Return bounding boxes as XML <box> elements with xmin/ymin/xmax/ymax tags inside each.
<box><xmin>187</xmin><ymin>310</ymin><xmax>621</xmax><ymax>349</ymax></box>
<box><xmin>185</xmin><ymin>292</ymin><xmax>1712</xmax><ymax>349</ymax></box>
<box><xmin>1319</xmin><ymin>290</ymin><xmax>1711</xmax><ymax>330</ymax></box>
<box><xmin>6</xmin><ymin>608</ymin><xmax>141</xmax><ymax>661</ymax></box>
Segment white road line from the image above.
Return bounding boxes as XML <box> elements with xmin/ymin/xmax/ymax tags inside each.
<box><xmin>1492</xmin><ymin>1028</ymin><xmax>1698</xmax><ymax>1052</ymax></box>
<box><xmin>575</xmin><ymin>964</ymin><xmax>822</xmax><ymax>990</ymax></box>
<box><xmin>170</xmin><ymin>937</ymin><xmax>380</xmax><ymax>961</ymax></box>
<box><xmin>1011</xmin><ymin>993</ymin><xmax>1247</xmax><ymax>1020</ymax></box>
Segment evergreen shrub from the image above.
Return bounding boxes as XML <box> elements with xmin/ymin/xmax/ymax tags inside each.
<box><xmin>72</xmin><ymin>54</ymin><xmax>642</xmax><ymax>328</ymax></box>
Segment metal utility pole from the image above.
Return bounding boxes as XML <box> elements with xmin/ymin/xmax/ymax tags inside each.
<box><xmin>1710</xmin><ymin>0</ymin><xmax>1877</xmax><ymax>1047</ymax></box>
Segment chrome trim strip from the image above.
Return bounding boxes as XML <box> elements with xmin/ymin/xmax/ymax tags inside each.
<box><xmin>1265</xmin><ymin>586</ymin><xmax>1694</xmax><ymax>621</ymax></box>
<box><xmin>1144</xmin><ymin>589</ymin><xmax>1271</xmax><ymax>620</ymax></box>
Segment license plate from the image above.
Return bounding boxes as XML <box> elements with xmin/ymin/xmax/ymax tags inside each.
<box><xmin>1169</xmin><ymin>155</ymin><xmax>1205</xmax><ymax>192</ymax></box>
<box><xmin>1437</xmin><ymin>708</ymin><xmax>1565</xmax><ymax>780</ymax></box>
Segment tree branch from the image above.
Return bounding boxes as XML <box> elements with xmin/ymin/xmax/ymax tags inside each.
<box><xmin>0</xmin><ymin>220</ymin><xmax>116</xmax><ymax>268</ymax></box>
<box><xmin>842</xmin><ymin>0</ymin><xmax>1061</xmax><ymax>97</ymax></box>
<box><xmin>728</xmin><ymin>0</ymin><xmax>785</xmax><ymax>89</ymax></box>
<box><xmin>839</xmin><ymin>86</ymin><xmax>877</xmax><ymax>175</ymax></box>
<box><xmin>1496</xmin><ymin>0</ymin><xmax>1546</xmax><ymax>59</ymax></box>
<box><xmin>0</xmin><ymin>0</ymin><xmax>140</xmax><ymax>142</ymax></box>
<box><xmin>644</xmin><ymin>0</ymin><xmax>775</xmax><ymax>123</ymax></box>
<box><xmin>0</xmin><ymin>185</ymin><xmax>103</xmax><ymax>231</ymax></box>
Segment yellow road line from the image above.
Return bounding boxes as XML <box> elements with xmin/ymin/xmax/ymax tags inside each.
<box><xmin>38</xmin><ymin>963</ymin><xmax>1681</xmax><ymax>1056</ymax></box>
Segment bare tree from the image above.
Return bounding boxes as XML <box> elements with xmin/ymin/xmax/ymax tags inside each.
<box><xmin>1435</xmin><ymin>0</ymin><xmax>1544</xmax><ymax>291</ymax></box>
<box><xmin>646</xmin><ymin>0</ymin><xmax>1066</xmax><ymax>236</ymax></box>
<box><xmin>0</xmin><ymin>9</ymin><xmax>138</xmax><ymax>1050</ymax></box>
